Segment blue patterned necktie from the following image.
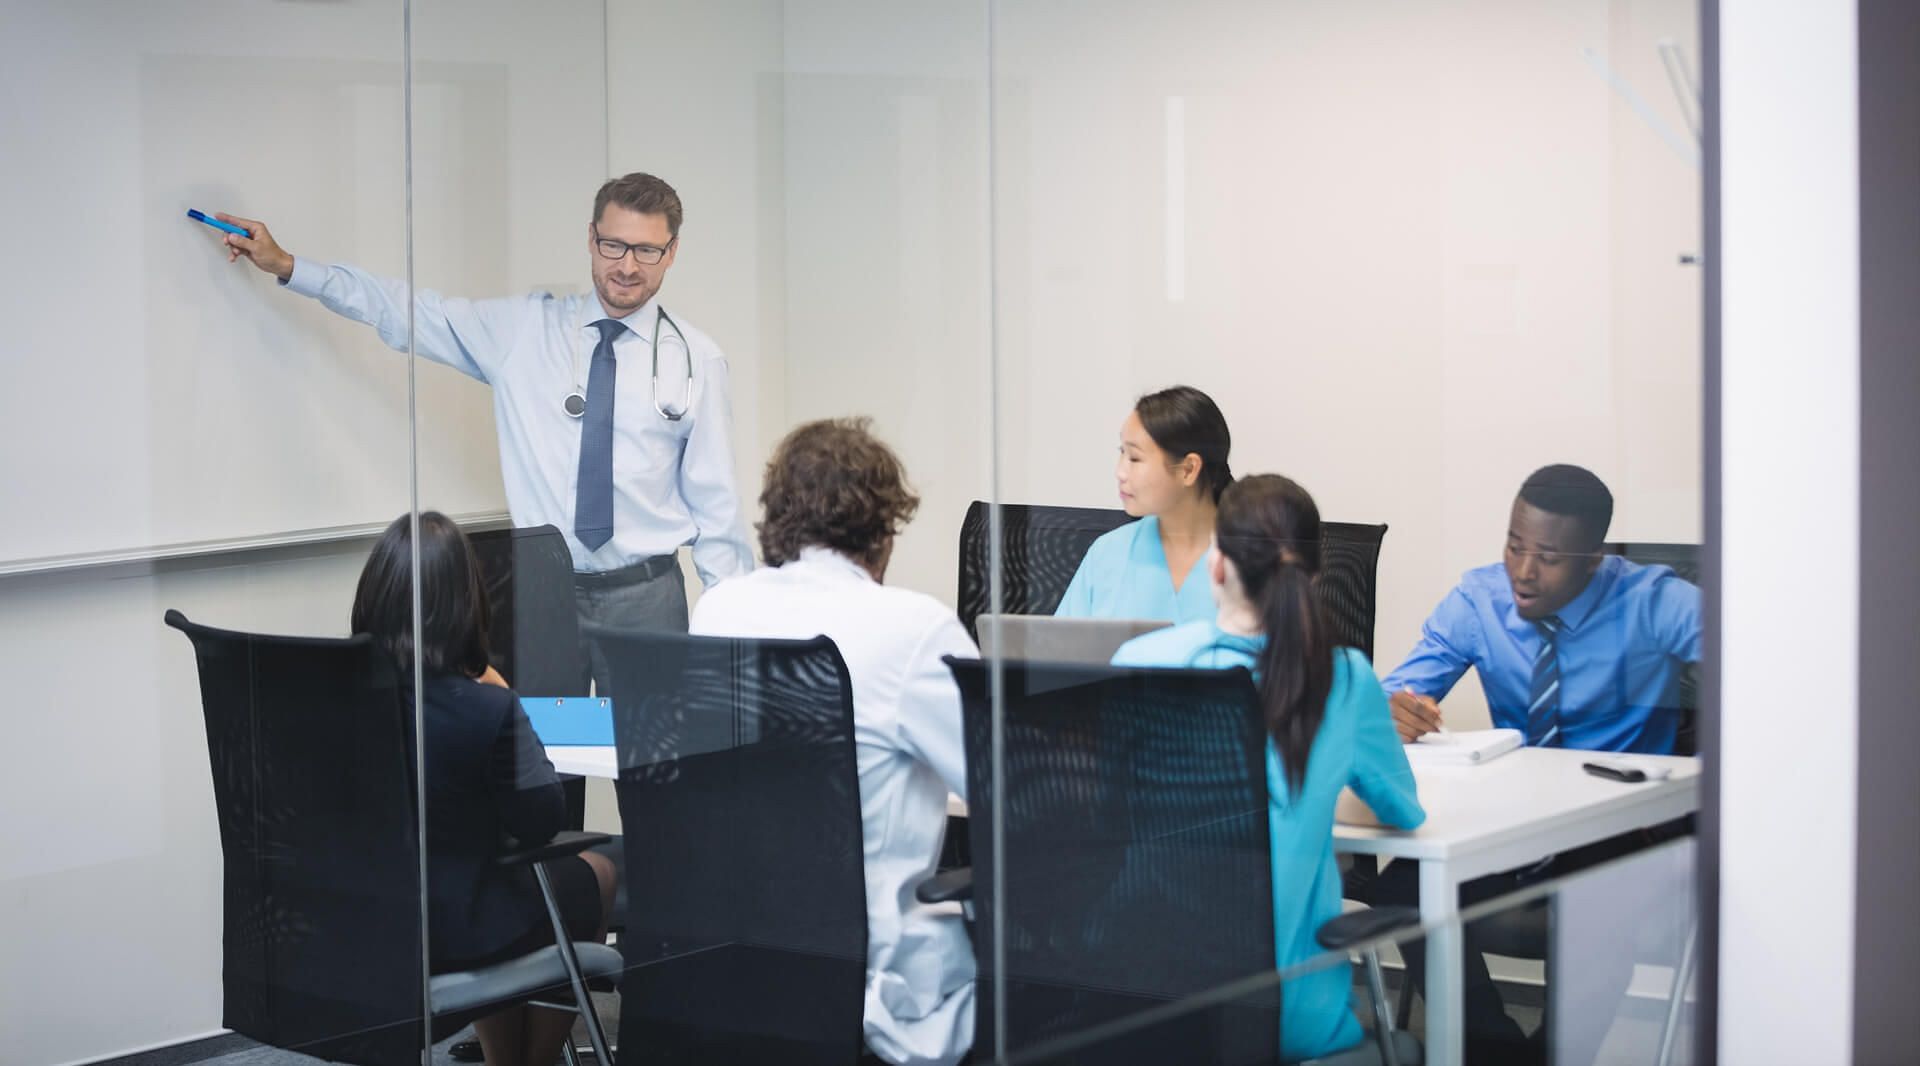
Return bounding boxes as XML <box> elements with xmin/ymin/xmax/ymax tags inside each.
<box><xmin>1526</xmin><ymin>616</ymin><xmax>1564</xmax><ymax>747</ymax></box>
<box><xmin>573</xmin><ymin>319</ymin><xmax>625</xmax><ymax>551</ymax></box>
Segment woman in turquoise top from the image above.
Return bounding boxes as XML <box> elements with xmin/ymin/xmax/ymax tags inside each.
<box><xmin>1056</xmin><ymin>385</ymin><xmax>1232</xmax><ymax>623</ymax></box>
<box><xmin>1113</xmin><ymin>475</ymin><xmax>1425</xmax><ymax>1062</ymax></box>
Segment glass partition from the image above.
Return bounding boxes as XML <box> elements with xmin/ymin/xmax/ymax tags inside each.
<box><xmin>0</xmin><ymin>1</ymin><xmax>1707</xmax><ymax>1062</ymax></box>
<box><xmin>983</xmin><ymin>0</ymin><xmax>1704</xmax><ymax>1063</ymax></box>
<box><xmin>1003</xmin><ymin>839</ymin><xmax>1702</xmax><ymax>1066</ymax></box>
<box><xmin>0</xmin><ymin>0</ymin><xmax>431</xmax><ymax>1061</ymax></box>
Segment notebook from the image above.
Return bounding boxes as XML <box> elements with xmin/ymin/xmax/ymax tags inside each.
<box><xmin>522</xmin><ymin>695</ymin><xmax>613</xmax><ymax>747</ymax></box>
<box><xmin>1406</xmin><ymin>727</ymin><xmax>1523</xmax><ymax>766</ymax></box>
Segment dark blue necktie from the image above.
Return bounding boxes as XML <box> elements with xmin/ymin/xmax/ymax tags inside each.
<box><xmin>1526</xmin><ymin>616</ymin><xmax>1564</xmax><ymax>746</ymax></box>
<box><xmin>573</xmin><ymin>319</ymin><xmax>625</xmax><ymax>551</ymax></box>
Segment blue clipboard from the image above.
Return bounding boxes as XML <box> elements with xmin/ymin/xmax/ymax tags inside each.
<box><xmin>522</xmin><ymin>696</ymin><xmax>614</xmax><ymax>747</ymax></box>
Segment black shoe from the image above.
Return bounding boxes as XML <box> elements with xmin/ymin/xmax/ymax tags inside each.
<box><xmin>448</xmin><ymin>1037</ymin><xmax>484</xmax><ymax>1063</ymax></box>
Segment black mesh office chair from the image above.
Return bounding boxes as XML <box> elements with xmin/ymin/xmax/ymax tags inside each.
<box><xmin>166</xmin><ymin>610</ymin><xmax>618</xmax><ymax>1066</ymax></box>
<box><xmin>467</xmin><ymin>523</ymin><xmax>586</xmax><ymax>699</ymax></box>
<box><xmin>588</xmin><ymin>627</ymin><xmax>871</xmax><ymax>1064</ymax></box>
<box><xmin>930</xmin><ymin>659</ymin><xmax>1418</xmax><ymax>1066</ymax></box>
<box><xmin>955</xmin><ymin>501</ymin><xmax>1133</xmax><ymax>635</ymax></box>
<box><xmin>955</xmin><ymin>502</ymin><xmax>1389</xmax><ymax>661</ymax></box>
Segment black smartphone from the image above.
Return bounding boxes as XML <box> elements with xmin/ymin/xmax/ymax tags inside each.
<box><xmin>1583</xmin><ymin>760</ymin><xmax>1648</xmax><ymax>784</ymax></box>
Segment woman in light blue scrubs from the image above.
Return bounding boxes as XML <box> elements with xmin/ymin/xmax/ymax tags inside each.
<box><xmin>1055</xmin><ymin>385</ymin><xmax>1232</xmax><ymax>623</ymax></box>
<box><xmin>1112</xmin><ymin>475</ymin><xmax>1424</xmax><ymax>1062</ymax></box>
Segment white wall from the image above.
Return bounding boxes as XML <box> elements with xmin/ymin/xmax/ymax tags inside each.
<box><xmin>604</xmin><ymin>0</ymin><xmax>991</xmax><ymax>607</ymax></box>
<box><xmin>1716</xmin><ymin>0</ymin><xmax>1859</xmax><ymax>1059</ymax></box>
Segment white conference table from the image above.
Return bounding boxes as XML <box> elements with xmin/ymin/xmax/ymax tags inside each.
<box><xmin>1334</xmin><ymin>747</ymin><xmax>1701</xmax><ymax>1066</ymax></box>
<box><xmin>551</xmin><ymin>742</ymin><xmax>1697</xmax><ymax>1066</ymax></box>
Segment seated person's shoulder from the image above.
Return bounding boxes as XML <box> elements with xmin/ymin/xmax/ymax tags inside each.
<box><xmin>1085</xmin><ymin>518</ymin><xmax>1143</xmax><ymax>554</ymax></box>
<box><xmin>1111</xmin><ymin>619</ymin><xmax>1213</xmax><ymax>666</ymax></box>
<box><xmin>1457</xmin><ymin>560</ymin><xmax>1510</xmax><ymax>592</ymax></box>
<box><xmin>425</xmin><ymin>673</ymin><xmax>519</xmax><ymax>732</ymax></box>
<box><xmin>874</xmin><ymin>583</ymin><xmax>975</xmax><ymax>641</ymax></box>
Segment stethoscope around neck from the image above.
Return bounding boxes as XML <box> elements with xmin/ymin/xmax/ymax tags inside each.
<box><xmin>563</xmin><ymin>307</ymin><xmax>693</xmax><ymax>422</ymax></box>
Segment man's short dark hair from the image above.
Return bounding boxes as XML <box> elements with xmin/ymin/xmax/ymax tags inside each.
<box><xmin>592</xmin><ymin>172</ymin><xmax>683</xmax><ymax>237</ymax></box>
<box><xmin>758</xmin><ymin>418</ymin><xmax>920</xmax><ymax>568</ymax></box>
<box><xmin>1518</xmin><ymin>464</ymin><xmax>1614</xmax><ymax>549</ymax></box>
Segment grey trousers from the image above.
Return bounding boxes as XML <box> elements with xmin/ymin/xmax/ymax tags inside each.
<box><xmin>574</xmin><ymin>557</ymin><xmax>689</xmax><ymax>696</ymax></box>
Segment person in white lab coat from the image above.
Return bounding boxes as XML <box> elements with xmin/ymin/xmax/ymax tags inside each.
<box><xmin>690</xmin><ymin>417</ymin><xmax>977</xmax><ymax>1066</ymax></box>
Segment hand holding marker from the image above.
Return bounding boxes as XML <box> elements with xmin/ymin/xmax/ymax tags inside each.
<box><xmin>191</xmin><ymin>209</ymin><xmax>295</xmax><ymax>280</ymax></box>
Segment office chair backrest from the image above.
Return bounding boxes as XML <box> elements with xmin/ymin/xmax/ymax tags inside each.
<box><xmin>467</xmin><ymin>523</ymin><xmax>586</xmax><ymax>697</ymax></box>
<box><xmin>165</xmin><ymin>610</ymin><xmax>423</xmax><ymax>1066</ymax></box>
<box><xmin>956</xmin><ymin>501</ymin><xmax>1132</xmax><ymax>636</ymax></box>
<box><xmin>1606</xmin><ymin>542</ymin><xmax>1704</xmax><ymax>756</ymax></box>
<box><xmin>1319</xmin><ymin>521</ymin><xmax>1389</xmax><ymax>661</ymax></box>
<box><xmin>956</xmin><ymin>501</ymin><xmax>1390</xmax><ymax>660</ymax></box>
<box><xmin>589</xmin><ymin>627</ymin><xmax>869</xmax><ymax>1064</ymax></box>
<box><xmin>947</xmin><ymin>658</ymin><xmax>1279</xmax><ymax>1061</ymax></box>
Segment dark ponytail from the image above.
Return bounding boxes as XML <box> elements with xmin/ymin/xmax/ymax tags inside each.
<box><xmin>1215</xmin><ymin>475</ymin><xmax>1332</xmax><ymax>792</ymax></box>
<box><xmin>1135</xmin><ymin>385</ymin><xmax>1234</xmax><ymax>504</ymax></box>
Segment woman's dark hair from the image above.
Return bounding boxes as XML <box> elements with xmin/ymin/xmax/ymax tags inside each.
<box><xmin>757</xmin><ymin>417</ymin><xmax>920</xmax><ymax>569</ymax></box>
<box><xmin>1135</xmin><ymin>385</ymin><xmax>1233</xmax><ymax>503</ymax></box>
<box><xmin>1215</xmin><ymin>475</ymin><xmax>1332</xmax><ymax>792</ymax></box>
<box><xmin>350</xmin><ymin>511</ymin><xmax>493</xmax><ymax>678</ymax></box>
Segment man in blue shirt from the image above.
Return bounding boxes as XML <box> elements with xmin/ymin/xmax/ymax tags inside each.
<box><xmin>1373</xmin><ymin>465</ymin><xmax>1701</xmax><ymax>1065</ymax></box>
<box><xmin>1383</xmin><ymin>465</ymin><xmax>1701</xmax><ymax>752</ymax></box>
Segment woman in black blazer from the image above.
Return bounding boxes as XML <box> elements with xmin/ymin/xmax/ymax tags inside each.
<box><xmin>352</xmin><ymin>512</ymin><xmax>617</xmax><ymax>1066</ymax></box>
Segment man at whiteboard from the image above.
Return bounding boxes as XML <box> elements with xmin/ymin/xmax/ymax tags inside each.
<box><xmin>215</xmin><ymin>172</ymin><xmax>753</xmax><ymax>690</ymax></box>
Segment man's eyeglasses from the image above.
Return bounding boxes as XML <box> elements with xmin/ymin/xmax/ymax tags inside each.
<box><xmin>592</xmin><ymin>227</ymin><xmax>675</xmax><ymax>265</ymax></box>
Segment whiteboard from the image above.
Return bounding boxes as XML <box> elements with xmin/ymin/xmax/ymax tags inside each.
<box><xmin>0</xmin><ymin>1</ymin><xmax>607</xmax><ymax>567</ymax></box>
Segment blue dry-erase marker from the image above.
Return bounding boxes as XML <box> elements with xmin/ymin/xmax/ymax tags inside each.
<box><xmin>186</xmin><ymin>209</ymin><xmax>252</xmax><ymax>238</ymax></box>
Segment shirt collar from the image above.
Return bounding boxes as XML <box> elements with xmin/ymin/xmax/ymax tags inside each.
<box><xmin>578</xmin><ymin>290</ymin><xmax>661</xmax><ymax>337</ymax></box>
<box><xmin>793</xmin><ymin>546</ymin><xmax>877</xmax><ymax>584</ymax></box>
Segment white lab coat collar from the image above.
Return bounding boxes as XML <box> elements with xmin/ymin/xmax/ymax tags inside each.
<box><xmin>793</xmin><ymin>546</ymin><xmax>878</xmax><ymax>584</ymax></box>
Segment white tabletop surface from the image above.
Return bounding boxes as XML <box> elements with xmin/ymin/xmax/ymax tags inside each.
<box><xmin>1333</xmin><ymin>747</ymin><xmax>1700</xmax><ymax>866</ymax></box>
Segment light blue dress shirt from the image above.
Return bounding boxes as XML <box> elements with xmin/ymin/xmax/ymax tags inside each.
<box><xmin>1380</xmin><ymin>556</ymin><xmax>1702</xmax><ymax>753</ymax></box>
<box><xmin>1113</xmin><ymin>623</ymin><xmax>1425</xmax><ymax>1062</ymax></box>
<box><xmin>1054</xmin><ymin>516</ymin><xmax>1216</xmax><ymax>622</ymax></box>
<box><xmin>283</xmin><ymin>258</ymin><xmax>754</xmax><ymax>584</ymax></box>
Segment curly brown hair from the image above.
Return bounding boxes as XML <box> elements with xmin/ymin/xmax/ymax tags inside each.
<box><xmin>758</xmin><ymin>418</ymin><xmax>920</xmax><ymax>569</ymax></box>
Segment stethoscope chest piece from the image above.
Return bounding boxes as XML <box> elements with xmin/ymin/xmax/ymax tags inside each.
<box><xmin>563</xmin><ymin>307</ymin><xmax>693</xmax><ymax>421</ymax></box>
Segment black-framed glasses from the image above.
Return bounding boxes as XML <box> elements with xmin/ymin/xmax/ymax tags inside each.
<box><xmin>592</xmin><ymin>227</ymin><xmax>675</xmax><ymax>265</ymax></box>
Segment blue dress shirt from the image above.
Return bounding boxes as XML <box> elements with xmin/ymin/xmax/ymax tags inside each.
<box><xmin>283</xmin><ymin>258</ymin><xmax>755</xmax><ymax>584</ymax></box>
<box><xmin>1380</xmin><ymin>556</ymin><xmax>1702</xmax><ymax>753</ymax></box>
<box><xmin>1054</xmin><ymin>516</ymin><xmax>1216</xmax><ymax>622</ymax></box>
<box><xmin>1113</xmin><ymin>623</ymin><xmax>1425</xmax><ymax>1061</ymax></box>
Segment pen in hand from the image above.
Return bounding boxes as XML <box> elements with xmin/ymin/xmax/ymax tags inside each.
<box><xmin>1405</xmin><ymin>687</ymin><xmax>1448</xmax><ymax>735</ymax></box>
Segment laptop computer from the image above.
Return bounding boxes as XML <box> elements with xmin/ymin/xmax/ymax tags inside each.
<box><xmin>975</xmin><ymin>614</ymin><xmax>1172</xmax><ymax>665</ymax></box>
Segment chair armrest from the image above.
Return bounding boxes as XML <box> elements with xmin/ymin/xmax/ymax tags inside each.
<box><xmin>915</xmin><ymin>867</ymin><xmax>974</xmax><ymax>905</ymax></box>
<box><xmin>1315</xmin><ymin>906</ymin><xmax>1421</xmax><ymax>952</ymax></box>
<box><xmin>495</xmin><ymin>830</ymin><xmax>613</xmax><ymax>867</ymax></box>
